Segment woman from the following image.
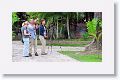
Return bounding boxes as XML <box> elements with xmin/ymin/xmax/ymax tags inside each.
<box><xmin>39</xmin><ymin>19</ymin><xmax>48</xmax><ymax>55</ymax></box>
<box><xmin>22</xmin><ymin>21</ymin><xmax>30</xmax><ymax>57</ymax></box>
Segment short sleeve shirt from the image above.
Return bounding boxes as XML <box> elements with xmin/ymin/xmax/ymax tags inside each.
<box><xmin>22</xmin><ymin>27</ymin><xmax>29</xmax><ymax>38</ymax></box>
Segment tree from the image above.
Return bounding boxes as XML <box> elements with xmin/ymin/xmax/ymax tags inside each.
<box><xmin>66</xmin><ymin>14</ymin><xmax>70</xmax><ymax>39</ymax></box>
<box><xmin>85</xmin><ymin>12</ymin><xmax>102</xmax><ymax>50</ymax></box>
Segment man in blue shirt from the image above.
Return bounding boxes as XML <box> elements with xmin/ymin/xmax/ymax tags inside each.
<box><xmin>28</xmin><ymin>19</ymin><xmax>38</xmax><ymax>56</ymax></box>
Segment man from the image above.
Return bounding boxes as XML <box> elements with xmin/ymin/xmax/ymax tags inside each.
<box><xmin>39</xmin><ymin>19</ymin><xmax>47</xmax><ymax>55</ymax></box>
<box><xmin>28</xmin><ymin>19</ymin><xmax>38</xmax><ymax>56</ymax></box>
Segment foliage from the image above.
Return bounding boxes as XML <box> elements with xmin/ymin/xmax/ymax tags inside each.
<box><xmin>82</xmin><ymin>32</ymin><xmax>89</xmax><ymax>40</ymax></box>
<box><xmin>86</xmin><ymin>18</ymin><xmax>102</xmax><ymax>37</ymax></box>
<box><xmin>86</xmin><ymin>18</ymin><xmax>97</xmax><ymax>37</ymax></box>
<box><xmin>12</xmin><ymin>31</ymin><xmax>16</xmax><ymax>40</ymax></box>
<box><xmin>86</xmin><ymin>18</ymin><xmax>102</xmax><ymax>49</ymax></box>
<box><xmin>12</xmin><ymin>12</ymin><xmax>19</xmax><ymax>40</ymax></box>
<box><xmin>47</xmin><ymin>43</ymin><xmax>87</xmax><ymax>47</ymax></box>
<box><xmin>12</xmin><ymin>12</ymin><xmax>102</xmax><ymax>40</ymax></box>
<box><xmin>12</xmin><ymin>12</ymin><xmax>19</xmax><ymax>25</ymax></box>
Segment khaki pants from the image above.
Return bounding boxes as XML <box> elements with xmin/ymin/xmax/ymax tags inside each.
<box><xmin>29</xmin><ymin>37</ymin><xmax>37</xmax><ymax>54</ymax></box>
<box><xmin>39</xmin><ymin>35</ymin><xmax>46</xmax><ymax>53</ymax></box>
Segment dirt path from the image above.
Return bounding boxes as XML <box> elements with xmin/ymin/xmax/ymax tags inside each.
<box><xmin>12</xmin><ymin>41</ymin><xmax>85</xmax><ymax>62</ymax></box>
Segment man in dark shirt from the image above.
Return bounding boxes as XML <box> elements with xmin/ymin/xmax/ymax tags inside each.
<box><xmin>39</xmin><ymin>19</ymin><xmax>47</xmax><ymax>55</ymax></box>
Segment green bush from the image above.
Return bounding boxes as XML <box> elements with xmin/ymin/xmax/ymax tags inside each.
<box><xmin>82</xmin><ymin>32</ymin><xmax>89</xmax><ymax>40</ymax></box>
<box><xmin>86</xmin><ymin>18</ymin><xmax>102</xmax><ymax>38</ymax></box>
<box><xmin>12</xmin><ymin>12</ymin><xmax>19</xmax><ymax>25</ymax></box>
<box><xmin>12</xmin><ymin>31</ymin><xmax>16</xmax><ymax>40</ymax></box>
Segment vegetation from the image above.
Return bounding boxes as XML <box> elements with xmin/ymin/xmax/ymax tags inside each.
<box><xmin>59</xmin><ymin>51</ymin><xmax>102</xmax><ymax>62</ymax></box>
<box><xmin>36</xmin><ymin>39</ymin><xmax>91</xmax><ymax>47</ymax></box>
<box><xmin>47</xmin><ymin>43</ymin><xmax>87</xmax><ymax>47</ymax></box>
<box><xmin>12</xmin><ymin>12</ymin><xmax>102</xmax><ymax>48</ymax></box>
<box><xmin>12</xmin><ymin>12</ymin><xmax>97</xmax><ymax>39</ymax></box>
<box><xmin>86</xmin><ymin>18</ymin><xmax>102</xmax><ymax>50</ymax></box>
<box><xmin>12</xmin><ymin>12</ymin><xmax>19</xmax><ymax>25</ymax></box>
<box><xmin>82</xmin><ymin>32</ymin><xmax>89</xmax><ymax>40</ymax></box>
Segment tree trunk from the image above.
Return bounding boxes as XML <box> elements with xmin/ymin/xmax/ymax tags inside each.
<box><xmin>85</xmin><ymin>38</ymin><xmax>96</xmax><ymax>51</ymax></box>
<box><xmin>67</xmin><ymin>15</ymin><xmax>70</xmax><ymax>39</ymax></box>
<box><xmin>95</xmin><ymin>12</ymin><xmax>102</xmax><ymax>50</ymax></box>
<box><xmin>94</xmin><ymin>12</ymin><xmax>102</xmax><ymax>19</ymax></box>
<box><xmin>56</xmin><ymin>19</ymin><xmax>59</xmax><ymax>38</ymax></box>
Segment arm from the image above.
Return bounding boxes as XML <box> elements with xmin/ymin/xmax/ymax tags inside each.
<box><xmin>35</xmin><ymin>24</ymin><xmax>39</xmax><ymax>29</ymax></box>
<box><xmin>24</xmin><ymin>30</ymin><xmax>30</xmax><ymax>35</ymax></box>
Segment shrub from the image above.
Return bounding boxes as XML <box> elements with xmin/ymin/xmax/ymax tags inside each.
<box><xmin>82</xmin><ymin>32</ymin><xmax>89</xmax><ymax>40</ymax></box>
<box><xmin>12</xmin><ymin>31</ymin><xmax>16</xmax><ymax>40</ymax></box>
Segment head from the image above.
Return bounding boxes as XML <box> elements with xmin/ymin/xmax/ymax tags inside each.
<box><xmin>41</xmin><ymin>19</ymin><xmax>46</xmax><ymax>25</ymax></box>
<box><xmin>23</xmin><ymin>21</ymin><xmax>29</xmax><ymax>27</ymax></box>
<box><xmin>34</xmin><ymin>18</ymin><xmax>39</xmax><ymax>23</ymax></box>
<box><xmin>29</xmin><ymin>19</ymin><xmax>35</xmax><ymax>25</ymax></box>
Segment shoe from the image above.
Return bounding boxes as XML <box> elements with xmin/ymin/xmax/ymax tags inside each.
<box><xmin>29</xmin><ymin>53</ymin><xmax>32</xmax><ymax>57</ymax></box>
<box><xmin>23</xmin><ymin>56</ymin><xmax>29</xmax><ymax>57</ymax></box>
<box><xmin>41</xmin><ymin>52</ymin><xmax>47</xmax><ymax>55</ymax></box>
<box><xmin>35</xmin><ymin>52</ymin><xmax>39</xmax><ymax>56</ymax></box>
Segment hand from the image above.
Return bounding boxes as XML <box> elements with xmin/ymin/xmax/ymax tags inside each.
<box><xmin>29</xmin><ymin>33</ymin><xmax>31</xmax><ymax>36</ymax></box>
<box><xmin>44</xmin><ymin>36</ymin><xmax>48</xmax><ymax>39</ymax></box>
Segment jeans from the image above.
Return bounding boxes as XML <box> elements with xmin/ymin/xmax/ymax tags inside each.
<box><xmin>23</xmin><ymin>38</ymin><xmax>29</xmax><ymax>56</ymax></box>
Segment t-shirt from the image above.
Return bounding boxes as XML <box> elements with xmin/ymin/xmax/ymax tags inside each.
<box><xmin>44</xmin><ymin>26</ymin><xmax>47</xmax><ymax>36</ymax></box>
<box><xmin>28</xmin><ymin>24</ymin><xmax>36</xmax><ymax>39</ymax></box>
<box><xmin>21</xmin><ymin>26</ymin><xmax>29</xmax><ymax>38</ymax></box>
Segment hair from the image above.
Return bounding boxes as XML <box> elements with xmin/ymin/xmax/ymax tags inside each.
<box><xmin>40</xmin><ymin>19</ymin><xmax>45</xmax><ymax>24</ymax></box>
<box><xmin>22</xmin><ymin>21</ymin><xmax>28</xmax><ymax>26</ymax></box>
<box><xmin>22</xmin><ymin>22</ymin><xmax>25</xmax><ymax>27</ymax></box>
<box><xmin>29</xmin><ymin>19</ymin><xmax>34</xmax><ymax>23</ymax></box>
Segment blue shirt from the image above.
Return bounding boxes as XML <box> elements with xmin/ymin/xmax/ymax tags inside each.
<box><xmin>28</xmin><ymin>24</ymin><xmax>36</xmax><ymax>39</ymax></box>
<box><xmin>21</xmin><ymin>26</ymin><xmax>30</xmax><ymax>38</ymax></box>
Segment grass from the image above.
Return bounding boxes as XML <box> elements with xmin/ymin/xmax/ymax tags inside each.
<box><xmin>58</xmin><ymin>51</ymin><xmax>102</xmax><ymax>62</ymax></box>
<box><xmin>39</xmin><ymin>38</ymin><xmax>91</xmax><ymax>47</ymax></box>
<box><xmin>47</xmin><ymin>43</ymin><xmax>87</xmax><ymax>47</ymax></box>
<box><xmin>54</xmin><ymin>38</ymin><xmax>93</xmax><ymax>42</ymax></box>
<box><xmin>13</xmin><ymin>38</ymin><xmax>92</xmax><ymax>47</ymax></box>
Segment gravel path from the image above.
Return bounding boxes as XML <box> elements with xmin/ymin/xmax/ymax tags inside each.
<box><xmin>12</xmin><ymin>41</ymin><xmax>85</xmax><ymax>62</ymax></box>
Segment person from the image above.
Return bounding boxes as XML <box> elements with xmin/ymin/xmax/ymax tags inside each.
<box><xmin>34</xmin><ymin>18</ymin><xmax>39</xmax><ymax>49</ymax></box>
<box><xmin>21</xmin><ymin>21</ymin><xmax>30</xmax><ymax>57</ymax></box>
<box><xmin>28</xmin><ymin>19</ymin><xmax>38</xmax><ymax>56</ymax></box>
<box><xmin>39</xmin><ymin>19</ymin><xmax>48</xmax><ymax>55</ymax></box>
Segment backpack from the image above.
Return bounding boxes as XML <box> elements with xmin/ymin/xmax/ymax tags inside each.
<box><xmin>21</xmin><ymin>27</ymin><xmax>24</xmax><ymax>44</ymax></box>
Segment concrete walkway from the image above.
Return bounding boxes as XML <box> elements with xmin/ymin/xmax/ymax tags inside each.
<box><xmin>12</xmin><ymin>41</ymin><xmax>85</xmax><ymax>62</ymax></box>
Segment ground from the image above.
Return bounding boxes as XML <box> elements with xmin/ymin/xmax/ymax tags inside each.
<box><xmin>12</xmin><ymin>41</ymin><xmax>85</xmax><ymax>62</ymax></box>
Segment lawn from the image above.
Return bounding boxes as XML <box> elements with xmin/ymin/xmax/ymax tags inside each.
<box><xmin>47</xmin><ymin>43</ymin><xmax>87</xmax><ymax>47</ymax></box>
<box><xmin>58</xmin><ymin>51</ymin><xmax>102</xmax><ymax>62</ymax></box>
<box><xmin>37</xmin><ymin>38</ymin><xmax>92</xmax><ymax>47</ymax></box>
<box><xmin>14</xmin><ymin>38</ymin><xmax>92</xmax><ymax>47</ymax></box>
<box><xmin>54</xmin><ymin>38</ymin><xmax>93</xmax><ymax>41</ymax></box>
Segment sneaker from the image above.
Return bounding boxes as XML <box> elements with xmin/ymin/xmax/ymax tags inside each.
<box><xmin>35</xmin><ymin>52</ymin><xmax>39</xmax><ymax>56</ymax></box>
<box><xmin>41</xmin><ymin>52</ymin><xmax>47</xmax><ymax>55</ymax></box>
<box><xmin>23</xmin><ymin>56</ymin><xmax>29</xmax><ymax>57</ymax></box>
<box><xmin>29</xmin><ymin>53</ymin><xmax>32</xmax><ymax>57</ymax></box>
